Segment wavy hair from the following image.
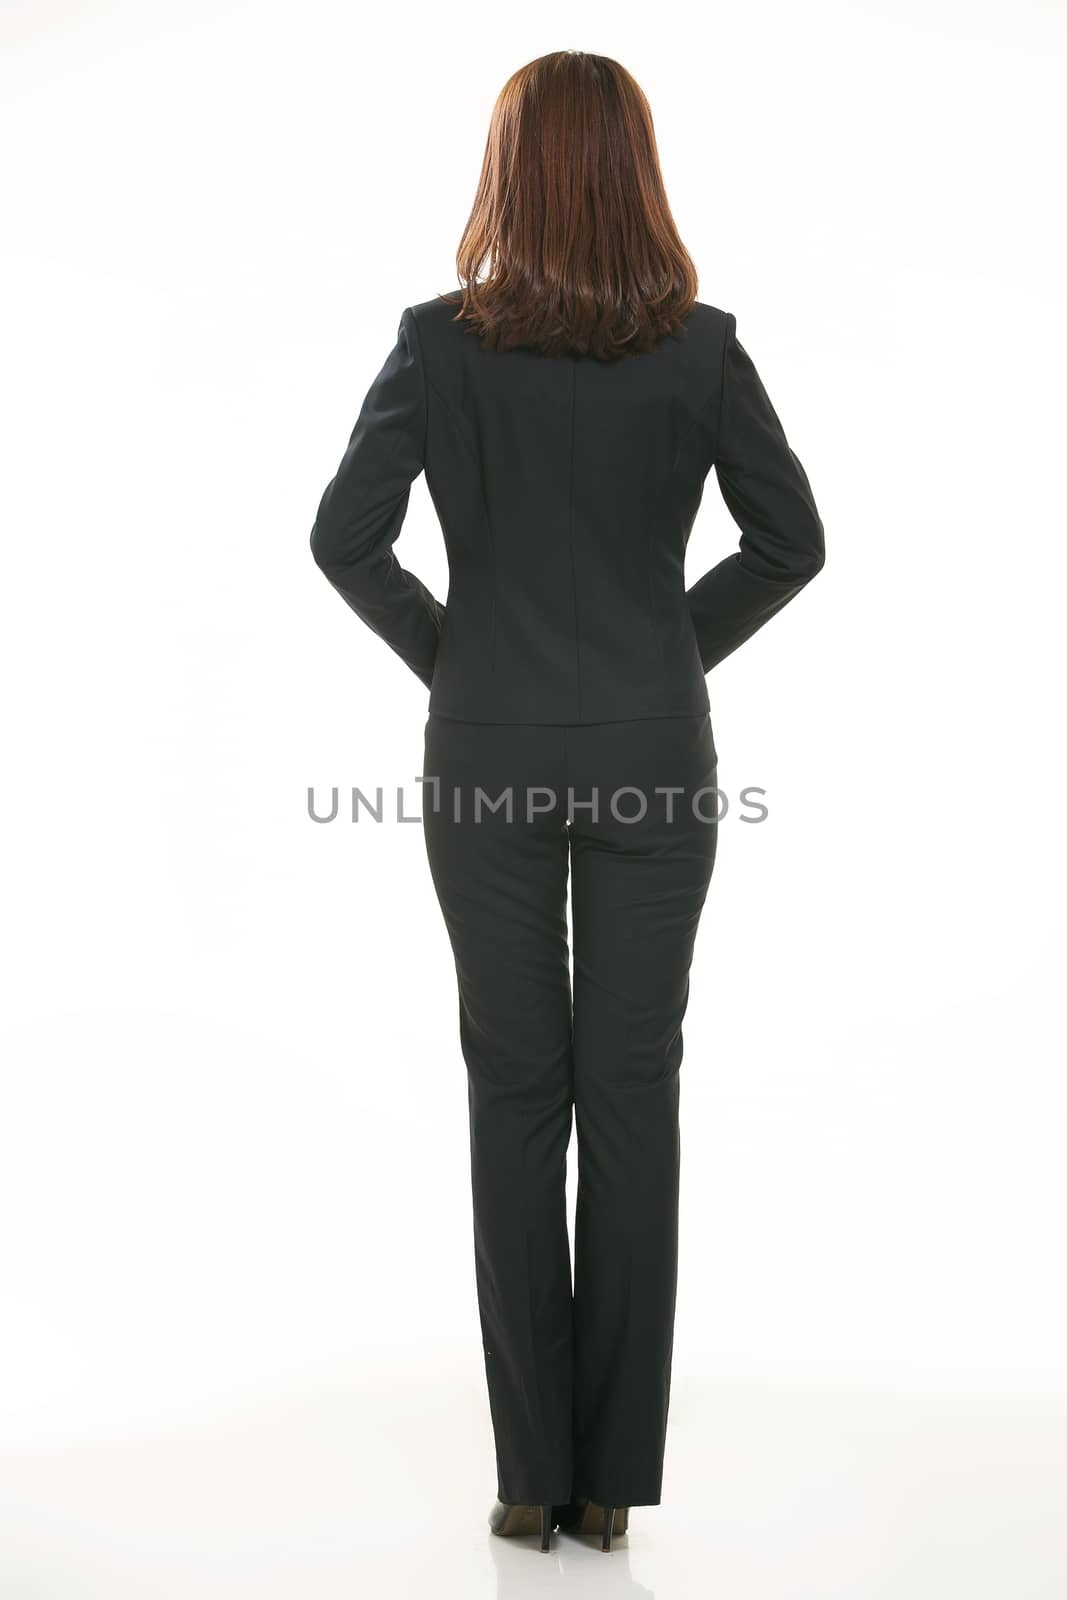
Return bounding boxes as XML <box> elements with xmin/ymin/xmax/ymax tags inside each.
<box><xmin>444</xmin><ymin>51</ymin><xmax>699</xmax><ymax>362</ymax></box>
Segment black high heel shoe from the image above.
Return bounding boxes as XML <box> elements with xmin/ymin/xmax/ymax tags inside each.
<box><xmin>488</xmin><ymin>1499</ymin><xmax>556</xmax><ymax>1551</ymax></box>
<box><xmin>555</xmin><ymin>1498</ymin><xmax>630</xmax><ymax>1551</ymax></box>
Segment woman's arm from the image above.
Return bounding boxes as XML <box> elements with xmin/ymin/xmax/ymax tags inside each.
<box><xmin>686</xmin><ymin>312</ymin><xmax>825</xmax><ymax>673</ymax></box>
<box><xmin>310</xmin><ymin>306</ymin><xmax>445</xmax><ymax>689</ymax></box>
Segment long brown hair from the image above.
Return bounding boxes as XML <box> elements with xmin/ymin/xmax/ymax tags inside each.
<box><xmin>446</xmin><ymin>52</ymin><xmax>698</xmax><ymax>362</ymax></box>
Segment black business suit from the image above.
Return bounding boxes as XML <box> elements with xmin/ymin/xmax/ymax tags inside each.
<box><xmin>310</xmin><ymin>294</ymin><xmax>824</xmax><ymax>1508</ymax></box>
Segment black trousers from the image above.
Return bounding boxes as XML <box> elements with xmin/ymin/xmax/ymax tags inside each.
<box><xmin>421</xmin><ymin>712</ymin><xmax>719</xmax><ymax>1508</ymax></box>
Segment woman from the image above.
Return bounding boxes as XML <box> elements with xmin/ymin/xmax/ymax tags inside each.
<box><xmin>309</xmin><ymin>50</ymin><xmax>824</xmax><ymax>1553</ymax></box>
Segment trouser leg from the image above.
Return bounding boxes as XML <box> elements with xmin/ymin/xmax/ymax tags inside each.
<box><xmin>566</xmin><ymin>715</ymin><xmax>719</xmax><ymax>1507</ymax></box>
<box><xmin>421</xmin><ymin>716</ymin><xmax>574</xmax><ymax>1505</ymax></box>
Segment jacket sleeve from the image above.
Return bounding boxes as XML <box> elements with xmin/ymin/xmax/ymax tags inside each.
<box><xmin>310</xmin><ymin>306</ymin><xmax>445</xmax><ymax>689</ymax></box>
<box><xmin>686</xmin><ymin>312</ymin><xmax>825</xmax><ymax>673</ymax></box>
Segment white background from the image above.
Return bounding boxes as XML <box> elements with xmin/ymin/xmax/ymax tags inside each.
<box><xmin>2</xmin><ymin>1</ymin><xmax>1065</xmax><ymax>1594</ymax></box>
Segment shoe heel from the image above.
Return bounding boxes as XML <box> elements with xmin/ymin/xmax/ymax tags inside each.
<box><xmin>488</xmin><ymin>1499</ymin><xmax>556</xmax><ymax>1547</ymax></box>
<box><xmin>540</xmin><ymin>1504</ymin><xmax>553</xmax><ymax>1551</ymax></box>
<box><xmin>600</xmin><ymin>1504</ymin><xmax>629</xmax><ymax>1551</ymax></box>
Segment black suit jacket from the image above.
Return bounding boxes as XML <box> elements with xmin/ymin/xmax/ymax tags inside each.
<box><xmin>310</xmin><ymin>296</ymin><xmax>824</xmax><ymax>723</ymax></box>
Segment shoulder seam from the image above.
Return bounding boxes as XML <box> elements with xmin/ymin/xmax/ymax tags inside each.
<box><xmin>402</xmin><ymin>305</ymin><xmax>429</xmax><ymax>459</ymax></box>
<box><xmin>715</xmin><ymin>311</ymin><xmax>736</xmax><ymax>461</ymax></box>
